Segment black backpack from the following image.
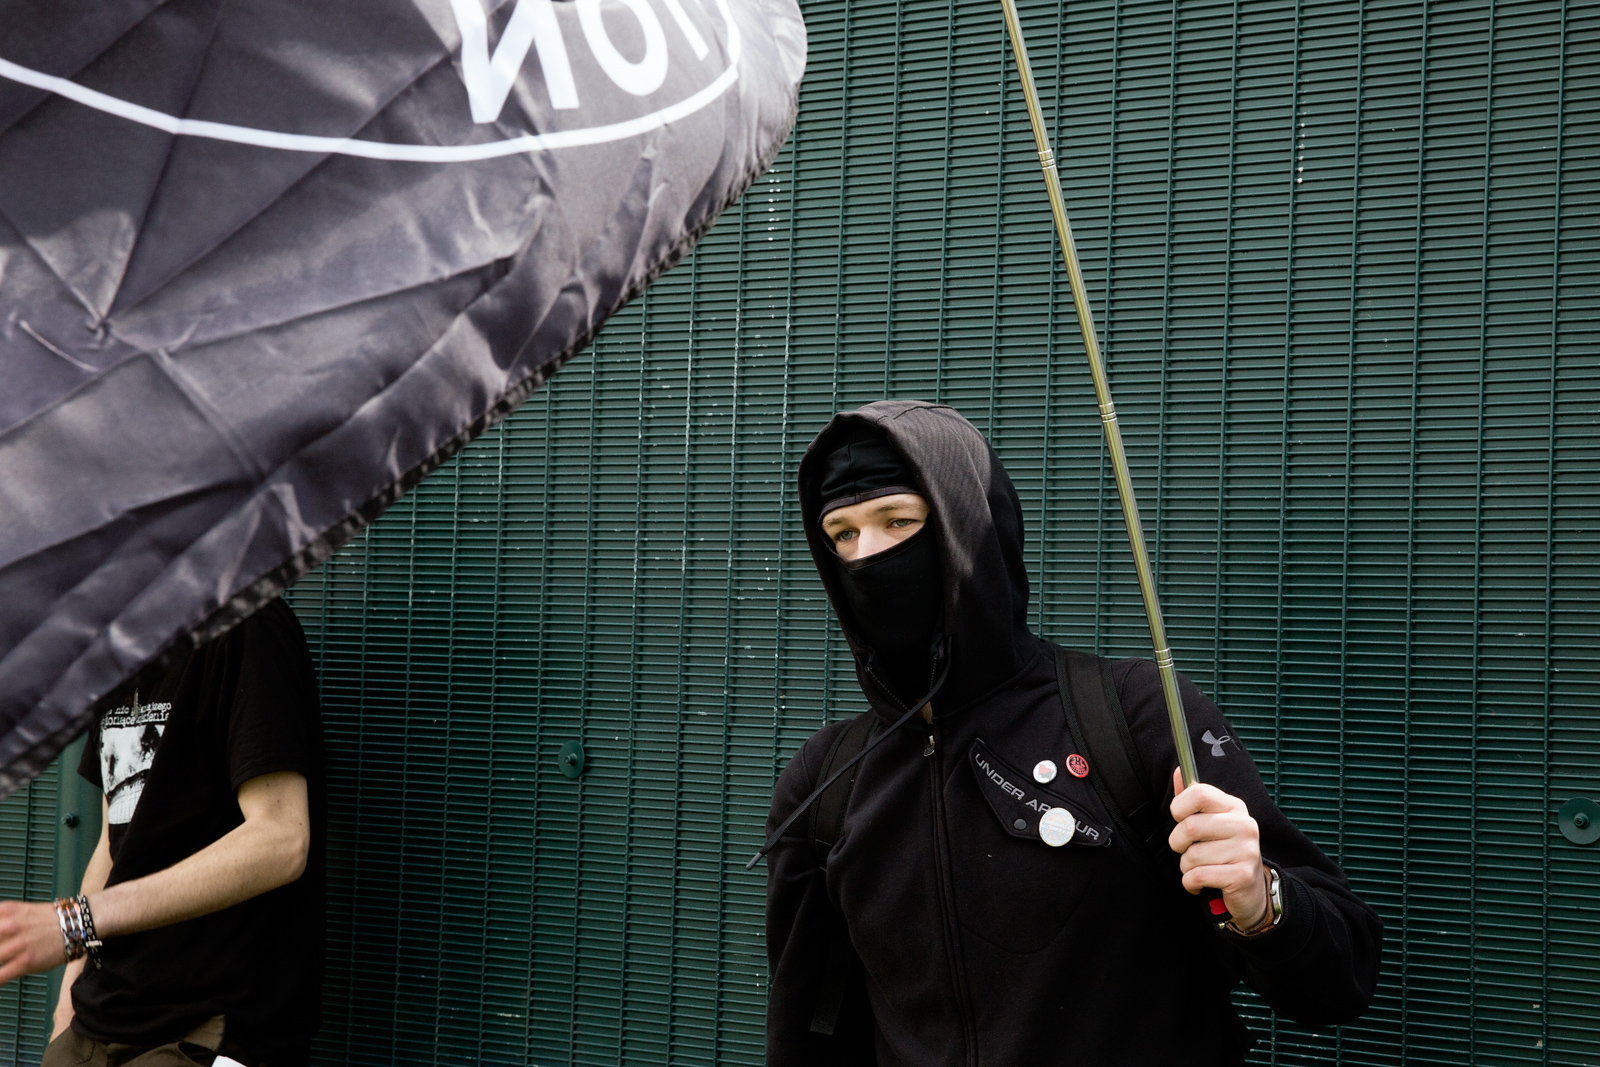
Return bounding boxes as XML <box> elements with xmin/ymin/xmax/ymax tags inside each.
<box><xmin>803</xmin><ymin>643</ymin><xmax>1166</xmax><ymax>1034</ymax></box>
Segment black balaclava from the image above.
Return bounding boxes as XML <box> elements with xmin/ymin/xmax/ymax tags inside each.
<box><xmin>820</xmin><ymin>432</ymin><xmax>943</xmax><ymax>706</ymax></box>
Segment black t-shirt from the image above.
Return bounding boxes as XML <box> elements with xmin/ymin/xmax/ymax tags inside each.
<box><xmin>74</xmin><ymin>598</ymin><xmax>325</xmax><ymax>1066</ymax></box>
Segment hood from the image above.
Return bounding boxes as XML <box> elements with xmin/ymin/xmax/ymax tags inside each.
<box><xmin>799</xmin><ymin>400</ymin><xmax>1035</xmax><ymax>721</ymax></box>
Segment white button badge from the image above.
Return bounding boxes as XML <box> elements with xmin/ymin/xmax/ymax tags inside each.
<box><xmin>1033</xmin><ymin>759</ymin><xmax>1057</xmax><ymax>784</ymax></box>
<box><xmin>1039</xmin><ymin>807</ymin><xmax>1076</xmax><ymax>847</ymax></box>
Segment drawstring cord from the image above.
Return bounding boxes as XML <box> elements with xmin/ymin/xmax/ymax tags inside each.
<box><xmin>745</xmin><ymin>651</ymin><xmax>950</xmax><ymax>871</ymax></box>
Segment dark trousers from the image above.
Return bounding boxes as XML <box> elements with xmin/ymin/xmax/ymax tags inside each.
<box><xmin>41</xmin><ymin>1016</ymin><xmax>227</xmax><ymax>1067</ymax></box>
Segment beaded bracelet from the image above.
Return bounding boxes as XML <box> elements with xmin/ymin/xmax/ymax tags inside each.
<box><xmin>53</xmin><ymin>895</ymin><xmax>103</xmax><ymax>969</ymax></box>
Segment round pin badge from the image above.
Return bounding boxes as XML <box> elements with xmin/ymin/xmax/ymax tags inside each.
<box><xmin>1066</xmin><ymin>753</ymin><xmax>1090</xmax><ymax>778</ymax></box>
<box><xmin>1033</xmin><ymin>759</ymin><xmax>1058</xmax><ymax>784</ymax></box>
<box><xmin>1039</xmin><ymin>807</ymin><xmax>1075</xmax><ymax>847</ymax></box>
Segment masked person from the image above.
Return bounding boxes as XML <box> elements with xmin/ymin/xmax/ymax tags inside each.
<box><xmin>761</xmin><ymin>401</ymin><xmax>1382</xmax><ymax>1066</ymax></box>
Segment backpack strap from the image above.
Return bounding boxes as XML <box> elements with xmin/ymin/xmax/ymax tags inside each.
<box><xmin>803</xmin><ymin>710</ymin><xmax>877</xmax><ymax>1035</ymax></box>
<box><xmin>1050</xmin><ymin>644</ymin><xmax>1165</xmax><ymax>855</ymax></box>
<box><xmin>806</xmin><ymin>711</ymin><xmax>878</xmax><ymax>867</ymax></box>
<box><xmin>809</xmin><ymin>922</ymin><xmax>857</xmax><ymax>1036</ymax></box>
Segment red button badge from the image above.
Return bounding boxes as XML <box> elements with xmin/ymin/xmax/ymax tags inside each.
<box><xmin>1066</xmin><ymin>753</ymin><xmax>1089</xmax><ymax>778</ymax></box>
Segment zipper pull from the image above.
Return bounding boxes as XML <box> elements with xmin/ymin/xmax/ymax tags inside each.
<box><xmin>923</xmin><ymin>733</ymin><xmax>936</xmax><ymax>757</ymax></box>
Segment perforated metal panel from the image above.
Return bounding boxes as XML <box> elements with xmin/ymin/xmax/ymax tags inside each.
<box><xmin>3</xmin><ymin>0</ymin><xmax>1596</xmax><ymax>1063</ymax></box>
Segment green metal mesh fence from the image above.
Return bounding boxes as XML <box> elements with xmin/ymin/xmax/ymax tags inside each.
<box><xmin>0</xmin><ymin>764</ymin><xmax>56</xmax><ymax>1064</ymax></box>
<box><xmin>3</xmin><ymin>0</ymin><xmax>1597</xmax><ymax>1063</ymax></box>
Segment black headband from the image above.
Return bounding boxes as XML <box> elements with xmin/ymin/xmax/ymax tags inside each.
<box><xmin>818</xmin><ymin>434</ymin><xmax>919</xmax><ymax>518</ymax></box>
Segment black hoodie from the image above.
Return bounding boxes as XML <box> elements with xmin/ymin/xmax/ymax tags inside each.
<box><xmin>765</xmin><ymin>400</ymin><xmax>1382</xmax><ymax>1066</ymax></box>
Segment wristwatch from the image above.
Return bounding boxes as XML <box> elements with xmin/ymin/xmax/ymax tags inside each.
<box><xmin>1223</xmin><ymin>866</ymin><xmax>1283</xmax><ymax>936</ymax></box>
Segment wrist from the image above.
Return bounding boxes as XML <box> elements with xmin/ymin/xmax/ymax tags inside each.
<box><xmin>1237</xmin><ymin>869</ymin><xmax>1272</xmax><ymax>928</ymax></box>
<box><xmin>1224</xmin><ymin>867</ymin><xmax>1282</xmax><ymax>937</ymax></box>
<box><xmin>81</xmin><ymin>889</ymin><xmax>123</xmax><ymax>939</ymax></box>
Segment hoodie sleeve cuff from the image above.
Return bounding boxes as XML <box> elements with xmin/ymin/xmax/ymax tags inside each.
<box><xmin>1217</xmin><ymin>864</ymin><xmax>1318</xmax><ymax>963</ymax></box>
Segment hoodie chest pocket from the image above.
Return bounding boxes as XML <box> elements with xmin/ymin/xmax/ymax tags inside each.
<box><xmin>944</xmin><ymin>738</ymin><xmax>1122</xmax><ymax>954</ymax></box>
<box><xmin>968</xmin><ymin>738</ymin><xmax>1115</xmax><ymax>850</ymax></box>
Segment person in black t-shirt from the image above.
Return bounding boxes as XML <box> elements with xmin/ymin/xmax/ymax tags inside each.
<box><xmin>0</xmin><ymin>598</ymin><xmax>325</xmax><ymax>1067</ymax></box>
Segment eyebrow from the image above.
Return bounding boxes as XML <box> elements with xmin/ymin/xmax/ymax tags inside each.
<box><xmin>823</xmin><ymin>501</ymin><xmax>923</xmax><ymax>526</ymax></box>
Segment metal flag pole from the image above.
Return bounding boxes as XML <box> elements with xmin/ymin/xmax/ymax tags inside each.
<box><xmin>996</xmin><ymin>0</ymin><xmax>1202</xmax><ymax>790</ymax></box>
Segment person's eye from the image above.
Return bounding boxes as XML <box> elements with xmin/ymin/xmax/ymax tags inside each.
<box><xmin>836</xmin><ymin>530</ymin><xmax>856</xmax><ymax>542</ymax></box>
<box><xmin>890</xmin><ymin>518</ymin><xmax>916</xmax><ymax>528</ymax></box>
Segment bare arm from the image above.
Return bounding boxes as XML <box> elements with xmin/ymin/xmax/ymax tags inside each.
<box><xmin>92</xmin><ymin>771</ymin><xmax>310</xmax><ymax>936</ymax></box>
<box><xmin>0</xmin><ymin>772</ymin><xmax>310</xmax><ymax>995</ymax></box>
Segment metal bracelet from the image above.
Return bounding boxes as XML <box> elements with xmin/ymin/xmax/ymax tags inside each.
<box><xmin>53</xmin><ymin>897</ymin><xmax>85</xmax><ymax>962</ymax></box>
<box><xmin>52</xmin><ymin>895</ymin><xmax>104</xmax><ymax>968</ymax></box>
<box><xmin>54</xmin><ymin>899</ymin><xmax>79</xmax><ymax>962</ymax></box>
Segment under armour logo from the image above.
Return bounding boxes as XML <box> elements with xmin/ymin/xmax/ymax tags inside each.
<box><xmin>1201</xmin><ymin>730</ymin><xmax>1232</xmax><ymax>757</ymax></box>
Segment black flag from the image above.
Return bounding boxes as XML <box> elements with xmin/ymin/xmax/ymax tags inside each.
<box><xmin>0</xmin><ymin>0</ymin><xmax>805</xmax><ymax>794</ymax></box>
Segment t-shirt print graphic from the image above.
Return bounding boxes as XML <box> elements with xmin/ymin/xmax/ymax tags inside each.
<box><xmin>100</xmin><ymin>693</ymin><xmax>172</xmax><ymax>824</ymax></box>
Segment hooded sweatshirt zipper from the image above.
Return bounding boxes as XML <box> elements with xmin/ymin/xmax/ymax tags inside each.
<box><xmin>867</xmin><ymin>651</ymin><xmax>978</xmax><ymax>1063</ymax></box>
<box><xmin>926</xmin><ymin>718</ymin><xmax>979</xmax><ymax>1066</ymax></box>
<box><xmin>906</xmin><ymin>650</ymin><xmax>979</xmax><ymax>1066</ymax></box>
